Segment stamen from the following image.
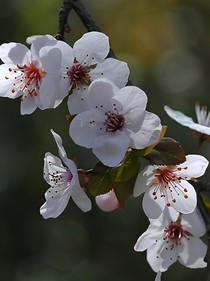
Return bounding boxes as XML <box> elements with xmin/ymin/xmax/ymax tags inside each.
<box><xmin>153</xmin><ymin>166</ymin><xmax>189</xmax><ymax>204</ymax></box>
<box><xmin>104</xmin><ymin>112</ymin><xmax>125</xmax><ymax>132</ymax></box>
<box><xmin>67</xmin><ymin>63</ymin><xmax>91</xmax><ymax>88</ymax></box>
<box><xmin>6</xmin><ymin>63</ymin><xmax>45</xmax><ymax>98</ymax></box>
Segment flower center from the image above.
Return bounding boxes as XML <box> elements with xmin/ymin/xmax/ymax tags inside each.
<box><xmin>164</xmin><ymin>222</ymin><xmax>186</xmax><ymax>241</ymax></box>
<box><xmin>68</xmin><ymin>63</ymin><xmax>91</xmax><ymax>88</ymax></box>
<box><xmin>155</xmin><ymin>167</ymin><xmax>176</xmax><ymax>186</ymax></box>
<box><xmin>152</xmin><ymin>166</ymin><xmax>189</xmax><ymax>206</ymax></box>
<box><xmin>105</xmin><ymin>112</ymin><xmax>125</xmax><ymax>132</ymax></box>
<box><xmin>7</xmin><ymin>63</ymin><xmax>46</xmax><ymax>97</ymax></box>
<box><xmin>49</xmin><ymin>168</ymin><xmax>73</xmax><ymax>186</ymax></box>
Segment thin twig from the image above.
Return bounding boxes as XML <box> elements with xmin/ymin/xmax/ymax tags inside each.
<box><xmin>56</xmin><ymin>0</ymin><xmax>116</xmax><ymax>59</ymax></box>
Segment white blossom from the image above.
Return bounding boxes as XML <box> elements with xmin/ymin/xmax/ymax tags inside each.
<box><xmin>69</xmin><ymin>78</ymin><xmax>162</xmax><ymax>167</ymax></box>
<box><xmin>34</xmin><ymin>31</ymin><xmax>130</xmax><ymax>114</ymax></box>
<box><xmin>133</xmin><ymin>154</ymin><xmax>208</xmax><ymax>219</ymax></box>
<box><xmin>0</xmin><ymin>35</ymin><xmax>61</xmax><ymax>114</ymax></box>
<box><xmin>134</xmin><ymin>208</ymin><xmax>207</xmax><ymax>274</ymax></box>
<box><xmin>40</xmin><ymin>130</ymin><xmax>92</xmax><ymax>219</ymax></box>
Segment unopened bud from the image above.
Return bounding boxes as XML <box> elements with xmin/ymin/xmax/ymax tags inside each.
<box><xmin>95</xmin><ymin>189</ymin><xmax>120</xmax><ymax>212</ymax></box>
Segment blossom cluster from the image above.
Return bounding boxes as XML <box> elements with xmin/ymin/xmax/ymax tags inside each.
<box><xmin>0</xmin><ymin>31</ymin><xmax>209</xmax><ymax>280</ymax></box>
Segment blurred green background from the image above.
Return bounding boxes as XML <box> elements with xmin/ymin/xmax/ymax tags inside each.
<box><xmin>0</xmin><ymin>0</ymin><xmax>210</xmax><ymax>280</ymax></box>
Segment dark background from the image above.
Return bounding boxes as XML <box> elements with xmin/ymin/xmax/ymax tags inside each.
<box><xmin>0</xmin><ymin>0</ymin><xmax>210</xmax><ymax>280</ymax></box>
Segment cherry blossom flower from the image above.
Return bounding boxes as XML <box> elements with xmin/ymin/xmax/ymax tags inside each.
<box><xmin>164</xmin><ymin>103</ymin><xmax>210</xmax><ymax>136</ymax></box>
<box><xmin>95</xmin><ymin>189</ymin><xmax>120</xmax><ymax>212</ymax></box>
<box><xmin>69</xmin><ymin>78</ymin><xmax>162</xmax><ymax>167</ymax></box>
<box><xmin>40</xmin><ymin>129</ymin><xmax>92</xmax><ymax>219</ymax></box>
<box><xmin>0</xmin><ymin>35</ymin><xmax>59</xmax><ymax>114</ymax></box>
<box><xmin>133</xmin><ymin>154</ymin><xmax>208</xmax><ymax>219</ymax></box>
<box><xmin>134</xmin><ymin>208</ymin><xmax>207</xmax><ymax>275</ymax></box>
<box><xmin>35</xmin><ymin>31</ymin><xmax>130</xmax><ymax>114</ymax></box>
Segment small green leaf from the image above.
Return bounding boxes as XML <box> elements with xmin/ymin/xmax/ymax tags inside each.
<box><xmin>88</xmin><ymin>162</ymin><xmax>113</xmax><ymax>196</ymax></box>
<box><xmin>113</xmin><ymin>171</ymin><xmax>138</xmax><ymax>208</ymax></box>
<box><xmin>88</xmin><ymin>63</ymin><xmax>97</xmax><ymax>70</ymax></box>
<box><xmin>145</xmin><ymin>137</ymin><xmax>186</xmax><ymax>165</ymax></box>
<box><xmin>111</xmin><ymin>151</ymin><xmax>140</xmax><ymax>182</ymax></box>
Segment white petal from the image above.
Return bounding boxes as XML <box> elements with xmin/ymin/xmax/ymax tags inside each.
<box><xmin>73</xmin><ymin>31</ymin><xmax>109</xmax><ymax>64</ymax></box>
<box><xmin>50</xmin><ymin>129</ymin><xmax>67</xmax><ymax>160</ymax></box>
<box><xmin>0</xmin><ymin>43</ymin><xmax>31</xmax><ymax>65</ymax></box>
<box><xmin>143</xmin><ymin>190</ymin><xmax>165</xmax><ymax>219</ymax></box>
<box><xmin>133</xmin><ymin>165</ymin><xmax>155</xmax><ymax>197</ymax></box>
<box><xmin>90</xmin><ymin>57</ymin><xmax>129</xmax><ymax>88</ymax></box>
<box><xmin>69</xmin><ymin>109</ymin><xmax>105</xmax><ymax>148</ymax></box>
<box><xmin>179</xmin><ymin>237</ymin><xmax>207</xmax><ymax>268</ymax></box>
<box><xmin>71</xmin><ymin>185</ymin><xmax>92</xmax><ymax>212</ymax></box>
<box><xmin>26</xmin><ymin>34</ymin><xmax>56</xmax><ymax>45</ymax></box>
<box><xmin>39</xmin><ymin>46</ymin><xmax>62</xmax><ymax>70</ymax></box>
<box><xmin>164</xmin><ymin>105</ymin><xmax>210</xmax><ymax>135</ymax></box>
<box><xmin>39</xmin><ymin>72</ymin><xmax>69</xmax><ymax>109</ymax></box>
<box><xmin>134</xmin><ymin>226</ymin><xmax>163</xmax><ymax>252</ymax></box>
<box><xmin>147</xmin><ymin>239</ymin><xmax>177</xmax><ymax>272</ymax></box>
<box><xmin>115</xmin><ymin>86</ymin><xmax>147</xmax><ymax>112</ymax></box>
<box><xmin>114</xmin><ymin>86</ymin><xmax>147</xmax><ymax>132</ymax></box>
<box><xmin>176</xmin><ymin>154</ymin><xmax>209</xmax><ymax>179</ymax></box>
<box><xmin>164</xmin><ymin>105</ymin><xmax>195</xmax><ymax>125</ymax></box>
<box><xmin>182</xmin><ymin>208</ymin><xmax>206</xmax><ymax>237</ymax></box>
<box><xmin>39</xmin><ymin>40</ymin><xmax>74</xmax><ymax>70</ymax></box>
<box><xmin>20</xmin><ymin>95</ymin><xmax>38</xmax><ymax>115</ymax></box>
<box><xmin>93</xmin><ymin>131</ymin><xmax>130</xmax><ymax>167</ymax></box>
<box><xmin>87</xmin><ymin>78</ymin><xmax>119</xmax><ymax>110</ymax></box>
<box><xmin>67</xmin><ymin>88</ymin><xmax>89</xmax><ymax>114</ymax></box>
<box><xmin>40</xmin><ymin>185</ymin><xmax>71</xmax><ymax>219</ymax></box>
<box><xmin>158</xmin><ymin>241</ymin><xmax>178</xmax><ymax>270</ymax></box>
<box><xmin>29</xmin><ymin>35</ymin><xmax>57</xmax><ymax>62</ymax></box>
<box><xmin>169</xmin><ymin>180</ymin><xmax>197</xmax><ymax>214</ymax></box>
<box><xmin>0</xmin><ymin>64</ymin><xmax>23</xmax><ymax>98</ymax></box>
<box><xmin>129</xmin><ymin>111</ymin><xmax>162</xmax><ymax>149</ymax></box>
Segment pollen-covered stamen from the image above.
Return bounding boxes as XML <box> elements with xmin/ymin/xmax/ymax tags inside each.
<box><xmin>67</xmin><ymin>62</ymin><xmax>91</xmax><ymax>88</ymax></box>
<box><xmin>7</xmin><ymin>63</ymin><xmax>46</xmax><ymax>97</ymax></box>
<box><xmin>165</xmin><ymin>222</ymin><xmax>186</xmax><ymax>240</ymax></box>
<box><xmin>164</xmin><ymin>214</ymin><xmax>189</xmax><ymax>245</ymax></box>
<box><xmin>104</xmin><ymin>111</ymin><xmax>125</xmax><ymax>132</ymax></box>
<box><xmin>48</xmin><ymin>167</ymin><xmax>73</xmax><ymax>187</ymax></box>
<box><xmin>195</xmin><ymin>103</ymin><xmax>210</xmax><ymax>127</ymax></box>
<box><xmin>155</xmin><ymin>167</ymin><xmax>176</xmax><ymax>186</ymax></box>
<box><xmin>153</xmin><ymin>166</ymin><xmax>189</xmax><ymax>204</ymax></box>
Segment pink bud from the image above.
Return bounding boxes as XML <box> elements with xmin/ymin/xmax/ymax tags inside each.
<box><xmin>95</xmin><ymin>189</ymin><xmax>120</xmax><ymax>212</ymax></box>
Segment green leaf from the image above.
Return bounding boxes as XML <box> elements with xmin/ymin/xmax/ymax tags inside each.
<box><xmin>110</xmin><ymin>151</ymin><xmax>140</xmax><ymax>182</ymax></box>
<box><xmin>88</xmin><ymin>63</ymin><xmax>97</xmax><ymax>70</ymax></box>
<box><xmin>113</xmin><ymin>170</ymin><xmax>139</xmax><ymax>208</ymax></box>
<box><xmin>145</xmin><ymin>137</ymin><xmax>186</xmax><ymax>165</ymax></box>
<box><xmin>88</xmin><ymin>162</ymin><xmax>114</xmax><ymax>196</ymax></box>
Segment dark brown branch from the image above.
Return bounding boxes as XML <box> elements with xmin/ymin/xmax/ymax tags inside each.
<box><xmin>56</xmin><ymin>0</ymin><xmax>126</xmax><ymax>72</ymax></box>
